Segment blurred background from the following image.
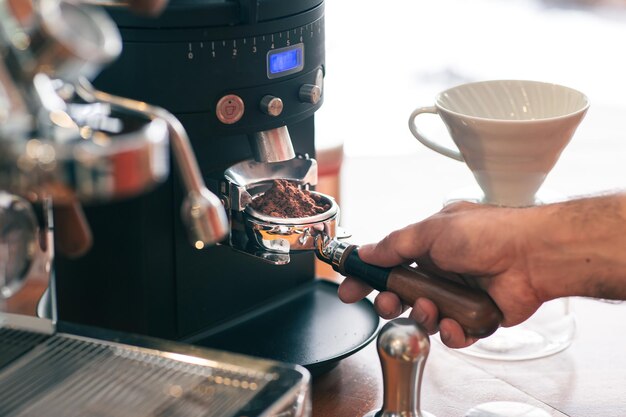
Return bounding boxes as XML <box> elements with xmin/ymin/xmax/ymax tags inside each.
<box><xmin>315</xmin><ymin>0</ymin><xmax>626</xmax><ymax>245</ymax></box>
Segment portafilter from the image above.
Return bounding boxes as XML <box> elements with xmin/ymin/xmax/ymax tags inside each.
<box><xmin>244</xmin><ymin>190</ymin><xmax>503</xmax><ymax>339</ymax></box>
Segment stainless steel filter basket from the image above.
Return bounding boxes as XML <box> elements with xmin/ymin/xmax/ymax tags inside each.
<box><xmin>243</xmin><ymin>191</ymin><xmax>339</xmax><ymax>253</ymax></box>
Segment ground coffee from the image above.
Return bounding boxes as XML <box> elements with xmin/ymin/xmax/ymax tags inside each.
<box><xmin>250</xmin><ymin>179</ymin><xmax>331</xmax><ymax>218</ymax></box>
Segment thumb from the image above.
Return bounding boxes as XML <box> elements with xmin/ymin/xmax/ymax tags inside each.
<box><xmin>357</xmin><ymin>223</ymin><xmax>433</xmax><ymax>268</ymax></box>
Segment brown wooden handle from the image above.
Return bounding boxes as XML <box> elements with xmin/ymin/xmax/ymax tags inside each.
<box><xmin>338</xmin><ymin>245</ymin><xmax>502</xmax><ymax>339</ymax></box>
<box><xmin>387</xmin><ymin>265</ymin><xmax>502</xmax><ymax>338</ymax></box>
<box><xmin>53</xmin><ymin>198</ymin><xmax>93</xmax><ymax>258</ymax></box>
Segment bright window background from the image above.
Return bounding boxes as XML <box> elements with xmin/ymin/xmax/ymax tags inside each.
<box><xmin>315</xmin><ymin>0</ymin><xmax>626</xmax><ymax>242</ymax></box>
<box><xmin>316</xmin><ymin>0</ymin><xmax>626</xmax><ymax>191</ymax></box>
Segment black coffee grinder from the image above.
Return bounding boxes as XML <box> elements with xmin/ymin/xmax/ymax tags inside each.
<box><xmin>53</xmin><ymin>0</ymin><xmax>379</xmax><ymax>374</ymax></box>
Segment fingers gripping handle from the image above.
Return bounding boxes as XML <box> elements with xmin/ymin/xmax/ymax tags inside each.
<box><xmin>408</xmin><ymin>106</ymin><xmax>464</xmax><ymax>162</ymax></box>
<box><xmin>385</xmin><ymin>266</ymin><xmax>503</xmax><ymax>338</ymax></box>
<box><xmin>337</xmin><ymin>245</ymin><xmax>503</xmax><ymax>339</ymax></box>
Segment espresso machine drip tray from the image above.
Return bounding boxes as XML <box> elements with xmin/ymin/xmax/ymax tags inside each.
<box><xmin>0</xmin><ymin>328</ymin><xmax>50</xmax><ymax>371</ymax></box>
<box><xmin>0</xmin><ymin>314</ymin><xmax>310</xmax><ymax>417</ymax></box>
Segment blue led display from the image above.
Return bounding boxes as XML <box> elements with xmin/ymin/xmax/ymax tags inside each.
<box><xmin>267</xmin><ymin>44</ymin><xmax>304</xmax><ymax>79</ymax></box>
<box><xmin>269</xmin><ymin>49</ymin><xmax>300</xmax><ymax>73</ymax></box>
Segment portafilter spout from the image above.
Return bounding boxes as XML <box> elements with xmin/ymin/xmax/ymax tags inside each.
<box><xmin>76</xmin><ymin>79</ymin><xmax>229</xmax><ymax>247</ymax></box>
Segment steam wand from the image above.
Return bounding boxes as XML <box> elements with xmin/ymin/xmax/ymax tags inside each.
<box><xmin>76</xmin><ymin>78</ymin><xmax>229</xmax><ymax>247</ymax></box>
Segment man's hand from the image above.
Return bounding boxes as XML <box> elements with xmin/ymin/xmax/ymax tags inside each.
<box><xmin>339</xmin><ymin>201</ymin><xmax>545</xmax><ymax>348</ymax></box>
<box><xmin>339</xmin><ymin>194</ymin><xmax>626</xmax><ymax>348</ymax></box>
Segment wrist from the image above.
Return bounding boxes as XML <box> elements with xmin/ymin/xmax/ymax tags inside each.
<box><xmin>523</xmin><ymin>193</ymin><xmax>626</xmax><ymax>301</ymax></box>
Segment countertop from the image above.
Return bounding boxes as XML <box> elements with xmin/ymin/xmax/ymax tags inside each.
<box><xmin>310</xmin><ymin>128</ymin><xmax>626</xmax><ymax>416</ymax></box>
<box><xmin>6</xmin><ymin>139</ymin><xmax>626</xmax><ymax>417</ymax></box>
<box><xmin>311</xmin><ymin>291</ymin><xmax>626</xmax><ymax>417</ymax></box>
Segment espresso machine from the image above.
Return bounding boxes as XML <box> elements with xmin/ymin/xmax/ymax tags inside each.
<box><xmin>0</xmin><ymin>0</ymin><xmax>312</xmax><ymax>415</ymax></box>
<box><xmin>50</xmin><ymin>0</ymin><xmax>384</xmax><ymax>374</ymax></box>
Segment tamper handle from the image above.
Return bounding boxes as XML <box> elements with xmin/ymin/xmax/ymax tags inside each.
<box><xmin>372</xmin><ymin>318</ymin><xmax>431</xmax><ymax>417</ymax></box>
<box><xmin>336</xmin><ymin>244</ymin><xmax>502</xmax><ymax>339</ymax></box>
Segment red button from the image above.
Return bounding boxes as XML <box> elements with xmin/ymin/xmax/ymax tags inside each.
<box><xmin>216</xmin><ymin>94</ymin><xmax>244</xmax><ymax>124</ymax></box>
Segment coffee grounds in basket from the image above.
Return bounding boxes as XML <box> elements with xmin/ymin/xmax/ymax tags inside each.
<box><xmin>250</xmin><ymin>179</ymin><xmax>331</xmax><ymax>218</ymax></box>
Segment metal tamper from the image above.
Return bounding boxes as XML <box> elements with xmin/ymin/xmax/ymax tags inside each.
<box><xmin>364</xmin><ymin>318</ymin><xmax>436</xmax><ymax>417</ymax></box>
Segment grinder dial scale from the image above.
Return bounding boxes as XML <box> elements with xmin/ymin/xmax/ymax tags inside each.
<box><xmin>53</xmin><ymin>0</ymin><xmax>381</xmax><ymax>374</ymax></box>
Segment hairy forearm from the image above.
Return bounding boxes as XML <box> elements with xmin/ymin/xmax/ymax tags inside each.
<box><xmin>522</xmin><ymin>193</ymin><xmax>626</xmax><ymax>301</ymax></box>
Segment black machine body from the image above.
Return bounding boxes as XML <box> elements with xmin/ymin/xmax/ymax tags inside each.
<box><xmin>53</xmin><ymin>0</ymin><xmax>379</xmax><ymax>372</ymax></box>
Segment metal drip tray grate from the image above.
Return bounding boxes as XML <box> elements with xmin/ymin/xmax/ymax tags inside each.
<box><xmin>0</xmin><ymin>328</ymin><xmax>51</xmax><ymax>371</ymax></box>
<box><xmin>0</xmin><ymin>316</ymin><xmax>310</xmax><ymax>417</ymax></box>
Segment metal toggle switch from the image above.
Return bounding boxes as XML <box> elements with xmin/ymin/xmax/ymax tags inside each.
<box><xmin>364</xmin><ymin>318</ymin><xmax>436</xmax><ymax>417</ymax></box>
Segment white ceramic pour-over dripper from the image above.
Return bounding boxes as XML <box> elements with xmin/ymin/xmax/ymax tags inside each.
<box><xmin>409</xmin><ymin>80</ymin><xmax>589</xmax><ymax>207</ymax></box>
<box><xmin>409</xmin><ymin>80</ymin><xmax>587</xmax><ymax>361</ymax></box>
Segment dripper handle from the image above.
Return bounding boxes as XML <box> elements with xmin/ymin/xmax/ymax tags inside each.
<box><xmin>408</xmin><ymin>106</ymin><xmax>464</xmax><ymax>162</ymax></box>
<box><xmin>333</xmin><ymin>244</ymin><xmax>502</xmax><ymax>339</ymax></box>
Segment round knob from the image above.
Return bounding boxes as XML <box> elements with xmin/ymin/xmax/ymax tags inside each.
<box><xmin>299</xmin><ymin>84</ymin><xmax>322</xmax><ymax>104</ymax></box>
<box><xmin>364</xmin><ymin>318</ymin><xmax>436</xmax><ymax>417</ymax></box>
<box><xmin>259</xmin><ymin>95</ymin><xmax>283</xmax><ymax>117</ymax></box>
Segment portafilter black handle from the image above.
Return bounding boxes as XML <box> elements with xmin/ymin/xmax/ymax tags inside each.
<box><xmin>317</xmin><ymin>241</ymin><xmax>503</xmax><ymax>339</ymax></box>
